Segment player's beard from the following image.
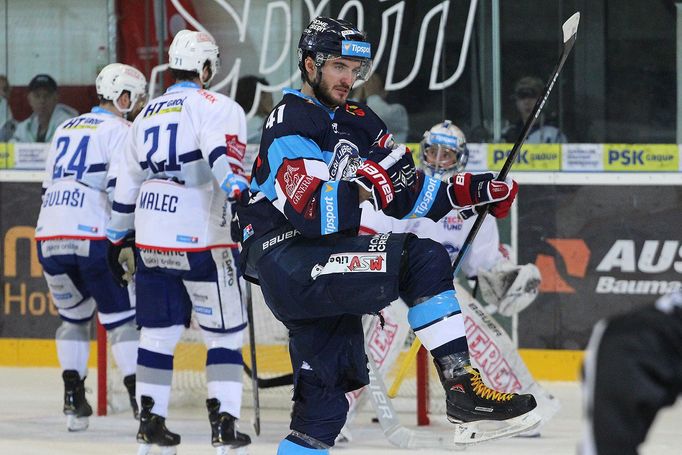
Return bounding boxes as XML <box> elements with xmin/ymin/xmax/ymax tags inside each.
<box><xmin>314</xmin><ymin>76</ymin><xmax>350</xmax><ymax>109</ymax></box>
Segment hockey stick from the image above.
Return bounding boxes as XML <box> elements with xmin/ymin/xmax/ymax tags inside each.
<box><xmin>243</xmin><ymin>364</ymin><xmax>293</xmax><ymax>389</ymax></box>
<box><xmin>451</xmin><ymin>11</ymin><xmax>580</xmax><ymax>276</ymax></box>
<box><xmin>391</xmin><ymin>11</ymin><xmax>581</xmax><ymax>397</ymax></box>
<box><xmin>245</xmin><ymin>281</ymin><xmax>261</xmax><ymax>436</ymax></box>
<box><xmin>367</xmin><ymin>353</ymin><xmax>461</xmax><ymax>449</ymax></box>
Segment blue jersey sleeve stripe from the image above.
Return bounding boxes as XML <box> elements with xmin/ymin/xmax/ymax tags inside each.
<box><xmin>107</xmin><ymin>178</ymin><xmax>117</xmax><ymax>188</ymax></box>
<box><xmin>320</xmin><ymin>181</ymin><xmax>340</xmax><ymax>234</ymax></box>
<box><xmin>180</xmin><ymin>149</ymin><xmax>203</xmax><ymax>164</ymax></box>
<box><xmin>112</xmin><ymin>201</ymin><xmax>136</xmax><ymax>213</ymax></box>
<box><xmin>407</xmin><ymin>290</ymin><xmax>460</xmax><ymax>329</ymax></box>
<box><xmin>208</xmin><ymin>146</ymin><xmax>227</xmax><ymax>168</ymax></box>
<box><xmin>403</xmin><ymin>176</ymin><xmax>442</xmax><ymax>219</ymax></box>
<box><xmin>87</xmin><ymin>163</ymin><xmax>107</xmax><ymax>173</ymax></box>
<box><xmin>259</xmin><ymin>135</ymin><xmax>326</xmax><ymax>200</ymax></box>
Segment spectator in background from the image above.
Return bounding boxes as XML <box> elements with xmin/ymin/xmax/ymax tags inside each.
<box><xmin>0</xmin><ymin>75</ymin><xmax>15</xmax><ymax>141</ymax></box>
<box><xmin>352</xmin><ymin>72</ymin><xmax>409</xmax><ymax>142</ymax></box>
<box><xmin>503</xmin><ymin>76</ymin><xmax>566</xmax><ymax>143</ymax></box>
<box><xmin>235</xmin><ymin>75</ymin><xmax>273</xmax><ymax>145</ymax></box>
<box><xmin>11</xmin><ymin>74</ymin><xmax>78</xmax><ymax>143</ymax></box>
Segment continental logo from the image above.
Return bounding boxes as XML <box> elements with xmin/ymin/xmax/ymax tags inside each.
<box><xmin>488</xmin><ymin>144</ymin><xmax>561</xmax><ymax>171</ymax></box>
<box><xmin>535</xmin><ymin>238</ymin><xmax>682</xmax><ymax>295</ymax></box>
<box><xmin>604</xmin><ymin>144</ymin><xmax>678</xmax><ymax>171</ymax></box>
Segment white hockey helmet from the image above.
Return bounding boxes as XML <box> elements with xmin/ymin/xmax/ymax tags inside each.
<box><xmin>96</xmin><ymin>63</ymin><xmax>147</xmax><ymax>114</ymax></box>
<box><xmin>168</xmin><ymin>30</ymin><xmax>220</xmax><ymax>86</ymax></box>
<box><xmin>420</xmin><ymin>120</ymin><xmax>469</xmax><ymax>180</ymax></box>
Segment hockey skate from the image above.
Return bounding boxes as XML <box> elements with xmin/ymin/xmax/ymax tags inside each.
<box><xmin>123</xmin><ymin>374</ymin><xmax>139</xmax><ymax>420</ymax></box>
<box><xmin>207</xmin><ymin>398</ymin><xmax>251</xmax><ymax>454</ymax></box>
<box><xmin>435</xmin><ymin>359</ymin><xmax>541</xmax><ymax>445</ymax></box>
<box><xmin>136</xmin><ymin>395</ymin><xmax>180</xmax><ymax>455</ymax></box>
<box><xmin>62</xmin><ymin>370</ymin><xmax>92</xmax><ymax>432</ymax></box>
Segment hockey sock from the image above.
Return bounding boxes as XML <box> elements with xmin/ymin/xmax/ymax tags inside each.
<box><xmin>407</xmin><ymin>290</ymin><xmax>469</xmax><ymax>358</ymax></box>
<box><xmin>56</xmin><ymin>320</ymin><xmax>91</xmax><ymax>378</ymax></box>
<box><xmin>202</xmin><ymin>329</ymin><xmax>244</xmax><ymax>418</ymax></box>
<box><xmin>277</xmin><ymin>436</ymin><xmax>330</xmax><ymax>454</ymax></box>
<box><xmin>136</xmin><ymin>325</ymin><xmax>184</xmax><ymax>418</ymax></box>
<box><xmin>108</xmin><ymin>319</ymin><xmax>139</xmax><ymax>377</ymax></box>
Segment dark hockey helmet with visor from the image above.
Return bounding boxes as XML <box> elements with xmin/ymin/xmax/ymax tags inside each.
<box><xmin>297</xmin><ymin>17</ymin><xmax>372</xmax><ymax>83</ymax></box>
<box><xmin>420</xmin><ymin>120</ymin><xmax>469</xmax><ymax>180</ymax></box>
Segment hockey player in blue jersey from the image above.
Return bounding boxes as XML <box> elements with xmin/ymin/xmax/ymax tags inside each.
<box><xmin>234</xmin><ymin>17</ymin><xmax>540</xmax><ymax>454</ymax></box>
<box><xmin>36</xmin><ymin>63</ymin><xmax>147</xmax><ymax>431</ymax></box>
<box><xmin>107</xmin><ymin>30</ymin><xmax>251</xmax><ymax>454</ymax></box>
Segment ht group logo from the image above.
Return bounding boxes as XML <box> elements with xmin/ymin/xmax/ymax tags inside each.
<box><xmin>536</xmin><ymin>238</ymin><xmax>682</xmax><ymax>295</ymax></box>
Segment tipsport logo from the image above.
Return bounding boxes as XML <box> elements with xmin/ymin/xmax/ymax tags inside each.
<box><xmin>341</xmin><ymin>40</ymin><xmax>371</xmax><ymax>58</ymax></box>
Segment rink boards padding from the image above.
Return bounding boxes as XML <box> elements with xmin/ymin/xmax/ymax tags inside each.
<box><xmin>518</xmin><ymin>184</ymin><xmax>682</xmax><ymax>349</ymax></box>
<box><xmin>1</xmin><ymin>179</ymin><xmax>681</xmax><ymax>379</ymax></box>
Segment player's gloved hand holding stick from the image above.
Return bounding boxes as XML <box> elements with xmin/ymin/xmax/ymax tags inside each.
<box><xmin>107</xmin><ymin>234</ymin><xmax>136</xmax><ymax>287</ymax></box>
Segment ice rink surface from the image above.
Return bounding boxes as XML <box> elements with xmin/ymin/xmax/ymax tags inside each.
<box><xmin>1</xmin><ymin>367</ymin><xmax>680</xmax><ymax>455</ymax></box>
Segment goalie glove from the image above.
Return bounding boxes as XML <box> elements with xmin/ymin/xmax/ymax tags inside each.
<box><xmin>107</xmin><ymin>234</ymin><xmax>136</xmax><ymax>287</ymax></box>
<box><xmin>477</xmin><ymin>261</ymin><xmax>541</xmax><ymax>317</ymax></box>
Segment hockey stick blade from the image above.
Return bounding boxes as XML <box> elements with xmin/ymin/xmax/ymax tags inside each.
<box><xmin>243</xmin><ymin>364</ymin><xmax>293</xmax><ymax>388</ymax></box>
<box><xmin>451</xmin><ymin>11</ymin><xmax>580</xmax><ymax>276</ymax></box>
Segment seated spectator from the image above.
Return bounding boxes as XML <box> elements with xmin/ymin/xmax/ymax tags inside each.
<box><xmin>0</xmin><ymin>75</ymin><xmax>15</xmax><ymax>141</ymax></box>
<box><xmin>11</xmin><ymin>74</ymin><xmax>78</xmax><ymax>143</ymax></box>
<box><xmin>235</xmin><ymin>76</ymin><xmax>273</xmax><ymax>145</ymax></box>
<box><xmin>353</xmin><ymin>73</ymin><xmax>409</xmax><ymax>142</ymax></box>
<box><xmin>502</xmin><ymin>76</ymin><xmax>567</xmax><ymax>143</ymax></box>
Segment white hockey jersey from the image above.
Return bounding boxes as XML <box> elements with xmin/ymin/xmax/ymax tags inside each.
<box><xmin>360</xmin><ymin>203</ymin><xmax>504</xmax><ymax>278</ymax></box>
<box><xmin>35</xmin><ymin>107</ymin><xmax>131</xmax><ymax>240</ymax></box>
<box><xmin>107</xmin><ymin>82</ymin><xmax>247</xmax><ymax>251</ymax></box>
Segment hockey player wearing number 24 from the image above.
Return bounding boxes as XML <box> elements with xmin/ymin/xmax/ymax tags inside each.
<box><xmin>34</xmin><ymin>63</ymin><xmax>147</xmax><ymax>432</ymax></box>
<box><xmin>234</xmin><ymin>16</ymin><xmax>540</xmax><ymax>454</ymax></box>
<box><xmin>107</xmin><ymin>30</ymin><xmax>251</xmax><ymax>455</ymax></box>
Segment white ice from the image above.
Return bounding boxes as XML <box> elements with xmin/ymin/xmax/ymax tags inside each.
<box><xmin>0</xmin><ymin>367</ymin><xmax>680</xmax><ymax>455</ymax></box>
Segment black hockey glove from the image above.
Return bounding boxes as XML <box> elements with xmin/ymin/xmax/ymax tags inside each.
<box><xmin>107</xmin><ymin>234</ymin><xmax>136</xmax><ymax>287</ymax></box>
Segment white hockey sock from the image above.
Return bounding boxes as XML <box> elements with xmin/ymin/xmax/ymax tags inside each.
<box><xmin>203</xmin><ymin>329</ymin><xmax>244</xmax><ymax>418</ymax></box>
<box><xmin>407</xmin><ymin>290</ymin><xmax>467</xmax><ymax>352</ymax></box>
<box><xmin>108</xmin><ymin>319</ymin><xmax>139</xmax><ymax>377</ymax></box>
<box><xmin>136</xmin><ymin>325</ymin><xmax>184</xmax><ymax>418</ymax></box>
<box><xmin>56</xmin><ymin>320</ymin><xmax>91</xmax><ymax>378</ymax></box>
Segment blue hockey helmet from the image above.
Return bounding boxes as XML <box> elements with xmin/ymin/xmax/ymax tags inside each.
<box><xmin>297</xmin><ymin>17</ymin><xmax>373</xmax><ymax>82</ymax></box>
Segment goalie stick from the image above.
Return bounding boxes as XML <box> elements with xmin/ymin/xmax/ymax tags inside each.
<box><xmin>391</xmin><ymin>10</ymin><xmax>581</xmax><ymax>416</ymax></box>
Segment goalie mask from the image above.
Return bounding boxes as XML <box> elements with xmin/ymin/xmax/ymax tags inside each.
<box><xmin>297</xmin><ymin>17</ymin><xmax>373</xmax><ymax>87</ymax></box>
<box><xmin>420</xmin><ymin>120</ymin><xmax>469</xmax><ymax>180</ymax></box>
<box><xmin>168</xmin><ymin>30</ymin><xmax>220</xmax><ymax>86</ymax></box>
<box><xmin>96</xmin><ymin>63</ymin><xmax>147</xmax><ymax>114</ymax></box>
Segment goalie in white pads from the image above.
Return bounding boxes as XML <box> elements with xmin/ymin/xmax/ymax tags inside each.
<box><xmin>107</xmin><ymin>30</ymin><xmax>251</xmax><ymax>455</ymax></box>
<box><xmin>353</xmin><ymin>120</ymin><xmax>556</xmax><ymax>442</ymax></box>
<box><xmin>35</xmin><ymin>63</ymin><xmax>147</xmax><ymax>431</ymax></box>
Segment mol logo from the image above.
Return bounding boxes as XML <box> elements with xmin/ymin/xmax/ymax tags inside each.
<box><xmin>534</xmin><ymin>239</ymin><xmax>590</xmax><ymax>293</ymax></box>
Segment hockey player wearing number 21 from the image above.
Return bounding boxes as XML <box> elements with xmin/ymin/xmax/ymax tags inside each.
<box><xmin>107</xmin><ymin>30</ymin><xmax>251</xmax><ymax>454</ymax></box>
<box><xmin>233</xmin><ymin>16</ymin><xmax>540</xmax><ymax>454</ymax></box>
<box><xmin>35</xmin><ymin>63</ymin><xmax>147</xmax><ymax>431</ymax></box>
